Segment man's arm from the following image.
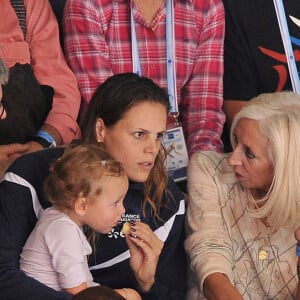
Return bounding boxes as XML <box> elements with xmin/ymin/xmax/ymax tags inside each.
<box><xmin>64</xmin><ymin>0</ymin><xmax>113</xmax><ymax>109</ymax></box>
<box><xmin>184</xmin><ymin>0</ymin><xmax>225</xmax><ymax>156</ymax></box>
<box><xmin>25</xmin><ymin>0</ymin><xmax>81</xmax><ymax>145</ymax></box>
<box><xmin>222</xmin><ymin>100</ymin><xmax>247</xmax><ymax>126</ymax></box>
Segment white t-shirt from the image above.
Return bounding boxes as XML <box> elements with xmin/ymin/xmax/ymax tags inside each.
<box><xmin>20</xmin><ymin>207</ymin><xmax>98</xmax><ymax>290</ymax></box>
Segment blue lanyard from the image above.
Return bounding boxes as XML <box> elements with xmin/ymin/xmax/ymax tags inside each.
<box><xmin>131</xmin><ymin>0</ymin><xmax>179</xmax><ymax>114</ymax></box>
<box><xmin>273</xmin><ymin>0</ymin><xmax>300</xmax><ymax>94</ymax></box>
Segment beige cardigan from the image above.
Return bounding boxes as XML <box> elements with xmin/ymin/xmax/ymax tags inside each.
<box><xmin>185</xmin><ymin>151</ymin><xmax>297</xmax><ymax>300</ymax></box>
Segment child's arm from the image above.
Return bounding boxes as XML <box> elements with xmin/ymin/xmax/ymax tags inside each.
<box><xmin>64</xmin><ymin>283</ymin><xmax>87</xmax><ymax>295</ymax></box>
<box><xmin>115</xmin><ymin>288</ymin><xmax>142</xmax><ymax>300</ymax></box>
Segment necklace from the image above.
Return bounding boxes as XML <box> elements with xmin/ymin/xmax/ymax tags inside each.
<box><xmin>246</xmin><ymin>191</ymin><xmax>272</xmax><ymax>260</ymax></box>
<box><xmin>258</xmin><ymin>246</ymin><xmax>268</xmax><ymax>260</ymax></box>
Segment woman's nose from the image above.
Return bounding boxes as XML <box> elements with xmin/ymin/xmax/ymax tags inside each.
<box><xmin>145</xmin><ymin>138</ymin><xmax>160</xmax><ymax>155</ymax></box>
<box><xmin>228</xmin><ymin>147</ymin><xmax>242</xmax><ymax>166</ymax></box>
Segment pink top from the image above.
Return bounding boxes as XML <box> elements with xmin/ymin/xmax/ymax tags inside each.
<box><xmin>20</xmin><ymin>207</ymin><xmax>97</xmax><ymax>290</ymax></box>
<box><xmin>0</xmin><ymin>0</ymin><xmax>81</xmax><ymax>144</ymax></box>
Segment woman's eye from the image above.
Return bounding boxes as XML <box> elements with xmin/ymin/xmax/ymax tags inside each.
<box><xmin>134</xmin><ymin>132</ymin><xmax>144</xmax><ymax>139</ymax></box>
<box><xmin>134</xmin><ymin>131</ymin><xmax>144</xmax><ymax>139</ymax></box>
<box><xmin>245</xmin><ymin>148</ymin><xmax>255</xmax><ymax>159</ymax></box>
<box><xmin>156</xmin><ymin>132</ymin><xmax>165</xmax><ymax>141</ymax></box>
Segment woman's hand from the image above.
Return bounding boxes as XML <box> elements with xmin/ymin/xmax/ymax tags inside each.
<box><xmin>125</xmin><ymin>221</ymin><xmax>164</xmax><ymax>292</ymax></box>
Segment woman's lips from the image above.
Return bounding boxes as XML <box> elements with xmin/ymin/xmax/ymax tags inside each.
<box><xmin>138</xmin><ymin>161</ymin><xmax>153</xmax><ymax>170</ymax></box>
<box><xmin>235</xmin><ymin>172</ymin><xmax>245</xmax><ymax>180</ymax></box>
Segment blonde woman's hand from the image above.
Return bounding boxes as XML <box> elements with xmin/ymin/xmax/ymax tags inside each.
<box><xmin>125</xmin><ymin>221</ymin><xmax>164</xmax><ymax>292</ymax></box>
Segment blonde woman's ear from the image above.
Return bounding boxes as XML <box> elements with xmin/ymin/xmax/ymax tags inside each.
<box><xmin>95</xmin><ymin>118</ymin><xmax>106</xmax><ymax>143</ymax></box>
<box><xmin>74</xmin><ymin>197</ymin><xmax>88</xmax><ymax>216</ymax></box>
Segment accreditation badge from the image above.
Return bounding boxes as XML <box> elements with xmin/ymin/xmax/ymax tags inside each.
<box><xmin>162</xmin><ymin>126</ymin><xmax>188</xmax><ymax>182</ymax></box>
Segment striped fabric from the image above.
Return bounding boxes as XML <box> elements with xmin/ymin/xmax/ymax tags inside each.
<box><xmin>10</xmin><ymin>0</ymin><xmax>27</xmax><ymax>39</ymax></box>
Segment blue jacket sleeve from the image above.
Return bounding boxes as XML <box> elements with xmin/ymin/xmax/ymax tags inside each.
<box><xmin>142</xmin><ymin>178</ymin><xmax>187</xmax><ymax>300</ymax></box>
<box><xmin>0</xmin><ymin>148</ymin><xmax>70</xmax><ymax>300</ymax></box>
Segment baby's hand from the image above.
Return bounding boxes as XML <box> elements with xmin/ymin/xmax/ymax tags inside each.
<box><xmin>116</xmin><ymin>287</ymin><xmax>142</xmax><ymax>300</ymax></box>
<box><xmin>126</xmin><ymin>288</ymin><xmax>142</xmax><ymax>300</ymax></box>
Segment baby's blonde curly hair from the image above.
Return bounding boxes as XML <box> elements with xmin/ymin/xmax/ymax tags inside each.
<box><xmin>44</xmin><ymin>144</ymin><xmax>126</xmax><ymax>210</ymax></box>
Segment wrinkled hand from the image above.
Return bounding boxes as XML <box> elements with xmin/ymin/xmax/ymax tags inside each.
<box><xmin>125</xmin><ymin>221</ymin><xmax>164</xmax><ymax>292</ymax></box>
<box><xmin>0</xmin><ymin>143</ymin><xmax>30</xmax><ymax>178</ymax></box>
<box><xmin>25</xmin><ymin>141</ymin><xmax>44</xmax><ymax>153</ymax></box>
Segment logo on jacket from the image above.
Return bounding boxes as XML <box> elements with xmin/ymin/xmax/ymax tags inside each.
<box><xmin>107</xmin><ymin>212</ymin><xmax>142</xmax><ymax>239</ymax></box>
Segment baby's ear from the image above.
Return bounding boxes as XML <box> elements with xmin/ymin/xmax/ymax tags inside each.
<box><xmin>74</xmin><ymin>197</ymin><xmax>88</xmax><ymax>216</ymax></box>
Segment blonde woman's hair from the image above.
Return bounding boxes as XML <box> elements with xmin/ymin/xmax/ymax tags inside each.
<box><xmin>44</xmin><ymin>144</ymin><xmax>126</xmax><ymax>210</ymax></box>
<box><xmin>230</xmin><ymin>91</ymin><xmax>300</xmax><ymax>230</ymax></box>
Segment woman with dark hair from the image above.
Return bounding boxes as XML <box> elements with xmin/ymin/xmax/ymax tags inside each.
<box><xmin>0</xmin><ymin>72</ymin><xmax>186</xmax><ymax>300</ymax></box>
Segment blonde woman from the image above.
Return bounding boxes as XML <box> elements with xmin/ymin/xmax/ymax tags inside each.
<box><xmin>186</xmin><ymin>91</ymin><xmax>300</xmax><ymax>299</ymax></box>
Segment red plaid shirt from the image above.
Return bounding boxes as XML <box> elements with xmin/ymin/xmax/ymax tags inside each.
<box><xmin>64</xmin><ymin>0</ymin><xmax>225</xmax><ymax>155</ymax></box>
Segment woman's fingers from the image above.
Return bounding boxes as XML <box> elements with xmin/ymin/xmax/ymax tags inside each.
<box><xmin>130</xmin><ymin>221</ymin><xmax>163</xmax><ymax>252</ymax></box>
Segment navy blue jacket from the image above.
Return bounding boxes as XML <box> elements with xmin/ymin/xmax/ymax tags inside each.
<box><xmin>0</xmin><ymin>148</ymin><xmax>186</xmax><ymax>299</ymax></box>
